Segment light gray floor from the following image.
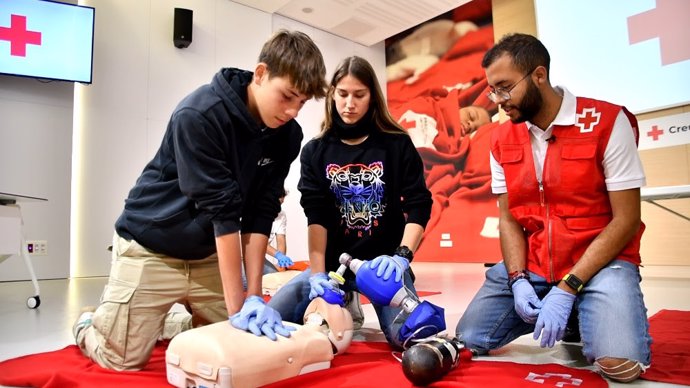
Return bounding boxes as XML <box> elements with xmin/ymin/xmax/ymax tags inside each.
<box><xmin>1</xmin><ymin>262</ymin><xmax>689</xmax><ymax>387</ymax></box>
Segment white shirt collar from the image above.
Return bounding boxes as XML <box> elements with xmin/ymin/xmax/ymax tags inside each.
<box><xmin>525</xmin><ymin>86</ymin><xmax>577</xmax><ymax>132</ymax></box>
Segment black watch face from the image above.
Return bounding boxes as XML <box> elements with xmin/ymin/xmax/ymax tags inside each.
<box><xmin>395</xmin><ymin>246</ymin><xmax>413</xmax><ymax>260</ymax></box>
<box><xmin>565</xmin><ymin>275</ymin><xmax>583</xmax><ymax>291</ymax></box>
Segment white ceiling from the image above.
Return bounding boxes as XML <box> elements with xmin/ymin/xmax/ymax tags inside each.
<box><xmin>231</xmin><ymin>0</ymin><xmax>473</xmax><ymax>46</ymax></box>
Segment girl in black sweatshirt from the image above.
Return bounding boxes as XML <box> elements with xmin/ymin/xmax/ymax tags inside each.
<box><xmin>268</xmin><ymin>56</ymin><xmax>433</xmax><ymax>350</ymax></box>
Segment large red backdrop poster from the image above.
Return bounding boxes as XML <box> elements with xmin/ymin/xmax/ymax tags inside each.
<box><xmin>385</xmin><ymin>0</ymin><xmax>502</xmax><ymax>263</ymax></box>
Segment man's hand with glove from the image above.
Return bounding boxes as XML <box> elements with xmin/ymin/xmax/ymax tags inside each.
<box><xmin>533</xmin><ymin>287</ymin><xmax>576</xmax><ymax>348</ymax></box>
<box><xmin>369</xmin><ymin>254</ymin><xmax>410</xmax><ymax>282</ymax></box>
<box><xmin>511</xmin><ymin>278</ymin><xmax>543</xmax><ymax>324</ymax></box>
<box><xmin>274</xmin><ymin>251</ymin><xmax>293</xmax><ymax>268</ymax></box>
<box><xmin>229</xmin><ymin>295</ymin><xmax>296</xmax><ymax>340</ymax></box>
<box><xmin>308</xmin><ymin>272</ymin><xmax>335</xmax><ymax>300</ymax></box>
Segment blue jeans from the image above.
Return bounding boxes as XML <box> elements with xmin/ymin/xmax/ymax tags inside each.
<box><xmin>268</xmin><ymin>268</ymin><xmax>417</xmax><ymax>350</ymax></box>
<box><xmin>456</xmin><ymin>260</ymin><xmax>652</xmax><ymax>365</ymax></box>
<box><xmin>241</xmin><ymin>259</ymin><xmax>278</xmax><ymax>291</ymax></box>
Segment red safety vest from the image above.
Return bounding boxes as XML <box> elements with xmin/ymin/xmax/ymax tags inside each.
<box><xmin>490</xmin><ymin>97</ymin><xmax>644</xmax><ymax>282</ymax></box>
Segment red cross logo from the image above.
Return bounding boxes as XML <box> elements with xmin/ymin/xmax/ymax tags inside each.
<box><xmin>0</xmin><ymin>14</ymin><xmax>42</xmax><ymax>57</ymax></box>
<box><xmin>526</xmin><ymin>372</ymin><xmax>583</xmax><ymax>387</ymax></box>
<box><xmin>647</xmin><ymin>125</ymin><xmax>664</xmax><ymax>141</ymax></box>
<box><xmin>628</xmin><ymin>0</ymin><xmax>690</xmax><ymax>65</ymax></box>
<box><xmin>576</xmin><ymin>108</ymin><xmax>600</xmax><ymax>133</ymax></box>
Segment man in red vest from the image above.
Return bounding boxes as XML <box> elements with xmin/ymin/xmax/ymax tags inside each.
<box><xmin>455</xmin><ymin>33</ymin><xmax>651</xmax><ymax>383</ymax></box>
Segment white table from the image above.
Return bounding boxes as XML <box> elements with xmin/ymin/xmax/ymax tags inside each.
<box><xmin>0</xmin><ymin>192</ymin><xmax>47</xmax><ymax>308</ymax></box>
<box><xmin>640</xmin><ymin>184</ymin><xmax>690</xmax><ymax>222</ymax></box>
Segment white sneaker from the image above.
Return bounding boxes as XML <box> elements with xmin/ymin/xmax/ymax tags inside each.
<box><xmin>72</xmin><ymin>310</ymin><xmax>94</xmax><ymax>344</ymax></box>
<box><xmin>160</xmin><ymin>311</ymin><xmax>193</xmax><ymax>340</ymax></box>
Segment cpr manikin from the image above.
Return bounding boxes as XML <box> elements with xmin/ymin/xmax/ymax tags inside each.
<box><xmin>166</xmin><ymin>297</ymin><xmax>353</xmax><ymax>388</ymax></box>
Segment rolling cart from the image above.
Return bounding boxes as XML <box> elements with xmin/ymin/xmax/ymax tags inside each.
<box><xmin>0</xmin><ymin>192</ymin><xmax>47</xmax><ymax>309</ymax></box>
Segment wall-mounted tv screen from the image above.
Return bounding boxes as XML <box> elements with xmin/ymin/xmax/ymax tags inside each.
<box><xmin>535</xmin><ymin>0</ymin><xmax>690</xmax><ymax>114</ymax></box>
<box><xmin>0</xmin><ymin>0</ymin><xmax>95</xmax><ymax>84</ymax></box>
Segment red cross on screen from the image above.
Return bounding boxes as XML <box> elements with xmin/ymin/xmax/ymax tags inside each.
<box><xmin>628</xmin><ymin>0</ymin><xmax>690</xmax><ymax>66</ymax></box>
<box><xmin>0</xmin><ymin>14</ymin><xmax>42</xmax><ymax>57</ymax></box>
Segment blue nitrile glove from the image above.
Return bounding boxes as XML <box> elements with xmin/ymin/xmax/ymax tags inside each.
<box><xmin>511</xmin><ymin>278</ymin><xmax>543</xmax><ymax>324</ymax></box>
<box><xmin>369</xmin><ymin>254</ymin><xmax>410</xmax><ymax>282</ymax></box>
<box><xmin>308</xmin><ymin>272</ymin><xmax>335</xmax><ymax>300</ymax></box>
<box><xmin>229</xmin><ymin>295</ymin><xmax>296</xmax><ymax>341</ymax></box>
<box><xmin>533</xmin><ymin>287</ymin><xmax>576</xmax><ymax>348</ymax></box>
<box><xmin>274</xmin><ymin>251</ymin><xmax>293</xmax><ymax>268</ymax></box>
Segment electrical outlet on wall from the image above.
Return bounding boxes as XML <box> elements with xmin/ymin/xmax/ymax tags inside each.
<box><xmin>26</xmin><ymin>240</ymin><xmax>48</xmax><ymax>256</ymax></box>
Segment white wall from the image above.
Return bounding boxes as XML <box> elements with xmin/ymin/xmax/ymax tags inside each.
<box><xmin>69</xmin><ymin>0</ymin><xmax>386</xmax><ymax>277</ymax></box>
<box><xmin>0</xmin><ymin>0</ymin><xmax>385</xmax><ymax>280</ymax></box>
<box><xmin>0</xmin><ymin>75</ymin><xmax>73</xmax><ymax>280</ymax></box>
<box><xmin>71</xmin><ymin>0</ymin><xmax>274</xmax><ymax>277</ymax></box>
<box><xmin>271</xmin><ymin>16</ymin><xmax>387</xmax><ymax>263</ymax></box>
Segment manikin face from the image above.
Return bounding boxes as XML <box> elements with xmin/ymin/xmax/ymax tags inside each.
<box><xmin>485</xmin><ymin>54</ymin><xmax>542</xmax><ymax>124</ymax></box>
<box><xmin>459</xmin><ymin>106</ymin><xmax>491</xmax><ymax>135</ymax></box>
<box><xmin>251</xmin><ymin>64</ymin><xmax>310</xmax><ymax>129</ymax></box>
<box><xmin>333</xmin><ymin>75</ymin><xmax>371</xmax><ymax>125</ymax></box>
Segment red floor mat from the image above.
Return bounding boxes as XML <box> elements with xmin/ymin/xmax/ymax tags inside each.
<box><xmin>0</xmin><ymin>340</ymin><xmax>607</xmax><ymax>388</ymax></box>
<box><xmin>641</xmin><ymin>309</ymin><xmax>690</xmax><ymax>385</ymax></box>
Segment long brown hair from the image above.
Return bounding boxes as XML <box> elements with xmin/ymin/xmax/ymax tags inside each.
<box><xmin>318</xmin><ymin>56</ymin><xmax>406</xmax><ymax>137</ymax></box>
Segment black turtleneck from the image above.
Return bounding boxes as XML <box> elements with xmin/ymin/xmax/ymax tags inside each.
<box><xmin>332</xmin><ymin>106</ymin><xmax>374</xmax><ymax>140</ymax></box>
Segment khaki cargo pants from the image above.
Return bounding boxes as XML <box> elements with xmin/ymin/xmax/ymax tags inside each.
<box><xmin>77</xmin><ymin>234</ymin><xmax>227</xmax><ymax>370</ymax></box>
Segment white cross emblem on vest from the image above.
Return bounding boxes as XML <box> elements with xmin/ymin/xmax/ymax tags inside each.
<box><xmin>576</xmin><ymin>108</ymin><xmax>601</xmax><ymax>133</ymax></box>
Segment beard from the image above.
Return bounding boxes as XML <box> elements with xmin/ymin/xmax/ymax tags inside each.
<box><xmin>507</xmin><ymin>81</ymin><xmax>542</xmax><ymax>123</ymax></box>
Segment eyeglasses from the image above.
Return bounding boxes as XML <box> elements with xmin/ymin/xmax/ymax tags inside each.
<box><xmin>487</xmin><ymin>68</ymin><xmax>536</xmax><ymax>103</ymax></box>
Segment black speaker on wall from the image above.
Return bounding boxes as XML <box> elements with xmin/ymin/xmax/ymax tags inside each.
<box><xmin>173</xmin><ymin>8</ymin><xmax>193</xmax><ymax>48</ymax></box>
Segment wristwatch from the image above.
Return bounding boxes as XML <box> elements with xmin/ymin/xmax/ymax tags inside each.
<box><xmin>562</xmin><ymin>273</ymin><xmax>584</xmax><ymax>293</ymax></box>
<box><xmin>394</xmin><ymin>245</ymin><xmax>414</xmax><ymax>262</ymax></box>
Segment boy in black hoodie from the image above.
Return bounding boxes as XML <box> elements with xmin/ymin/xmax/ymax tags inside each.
<box><xmin>73</xmin><ymin>30</ymin><xmax>327</xmax><ymax>371</ymax></box>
